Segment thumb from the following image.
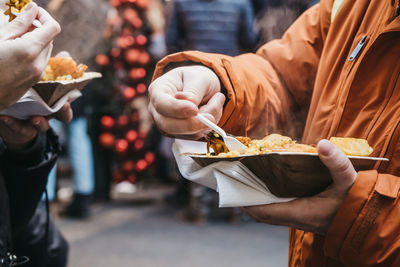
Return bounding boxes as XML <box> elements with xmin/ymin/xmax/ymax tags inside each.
<box><xmin>0</xmin><ymin>2</ymin><xmax>39</xmax><ymax>41</ymax></box>
<box><xmin>318</xmin><ymin>139</ymin><xmax>357</xmax><ymax>191</ymax></box>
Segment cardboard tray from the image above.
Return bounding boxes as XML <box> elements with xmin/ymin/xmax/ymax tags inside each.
<box><xmin>32</xmin><ymin>72</ymin><xmax>102</xmax><ymax>106</ymax></box>
<box><xmin>188</xmin><ymin>152</ymin><xmax>388</xmax><ymax>198</ymax></box>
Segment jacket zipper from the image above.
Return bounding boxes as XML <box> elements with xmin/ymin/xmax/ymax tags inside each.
<box><xmin>348</xmin><ymin>36</ymin><xmax>367</xmax><ymax>61</ymax></box>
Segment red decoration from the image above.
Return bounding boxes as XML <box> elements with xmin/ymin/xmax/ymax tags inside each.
<box><xmin>133</xmin><ymin>139</ymin><xmax>144</xmax><ymax>151</ymax></box>
<box><xmin>136</xmin><ymin>83</ymin><xmax>146</xmax><ymax>94</ymax></box>
<box><xmin>122</xmin><ymin>160</ymin><xmax>135</xmax><ymax>173</ymax></box>
<box><xmin>136</xmin><ymin>159</ymin><xmax>148</xmax><ymax>172</ymax></box>
<box><xmin>123</xmin><ymin>87</ymin><xmax>136</xmax><ymax>101</ymax></box>
<box><xmin>99</xmin><ymin>133</ymin><xmax>115</xmax><ymax>148</ymax></box>
<box><xmin>135</xmin><ymin>34</ymin><xmax>147</xmax><ymax>46</ymax></box>
<box><xmin>126</xmin><ymin>130</ymin><xmax>138</xmax><ymax>142</ymax></box>
<box><xmin>145</xmin><ymin>152</ymin><xmax>155</xmax><ymax>164</ymax></box>
<box><xmin>96</xmin><ymin>54</ymin><xmax>110</xmax><ymax>66</ymax></box>
<box><xmin>111</xmin><ymin>48</ymin><xmax>121</xmax><ymax>58</ymax></box>
<box><xmin>117</xmin><ymin>115</ymin><xmax>130</xmax><ymax>128</ymax></box>
<box><xmin>129</xmin><ymin>68</ymin><xmax>146</xmax><ymax>80</ymax></box>
<box><xmin>101</xmin><ymin>116</ymin><xmax>115</xmax><ymax>129</ymax></box>
<box><xmin>127</xmin><ymin>174</ymin><xmax>137</xmax><ymax>184</ymax></box>
<box><xmin>125</xmin><ymin>49</ymin><xmax>140</xmax><ymax>64</ymax></box>
<box><xmin>113</xmin><ymin>170</ymin><xmax>125</xmax><ymax>182</ymax></box>
<box><xmin>115</xmin><ymin>139</ymin><xmax>129</xmax><ymax>154</ymax></box>
<box><xmin>138</xmin><ymin>51</ymin><xmax>150</xmax><ymax>65</ymax></box>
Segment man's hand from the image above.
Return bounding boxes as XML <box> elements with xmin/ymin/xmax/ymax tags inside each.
<box><xmin>148</xmin><ymin>65</ymin><xmax>225</xmax><ymax>139</ymax></box>
<box><xmin>0</xmin><ymin>103</ymin><xmax>73</xmax><ymax>151</ymax></box>
<box><xmin>0</xmin><ymin>2</ymin><xmax>61</xmax><ymax>110</ymax></box>
<box><xmin>242</xmin><ymin>139</ymin><xmax>357</xmax><ymax>235</ymax></box>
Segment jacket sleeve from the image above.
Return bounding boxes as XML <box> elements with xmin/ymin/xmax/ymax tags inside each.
<box><xmin>0</xmin><ymin>129</ymin><xmax>60</xmax><ymax>230</ymax></box>
<box><xmin>154</xmin><ymin>1</ymin><xmax>333</xmax><ymax>139</ymax></box>
<box><xmin>324</xmin><ymin>170</ymin><xmax>400</xmax><ymax>265</ymax></box>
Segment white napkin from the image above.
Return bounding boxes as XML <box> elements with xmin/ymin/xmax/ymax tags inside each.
<box><xmin>173</xmin><ymin>139</ymin><xmax>295</xmax><ymax>208</ymax></box>
<box><xmin>0</xmin><ymin>89</ymin><xmax>82</xmax><ymax>120</ymax></box>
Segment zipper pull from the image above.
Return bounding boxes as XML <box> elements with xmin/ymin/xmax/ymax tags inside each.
<box><xmin>348</xmin><ymin>35</ymin><xmax>367</xmax><ymax>61</ymax></box>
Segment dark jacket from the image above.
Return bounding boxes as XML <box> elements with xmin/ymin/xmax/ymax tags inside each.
<box><xmin>0</xmin><ymin>130</ymin><xmax>68</xmax><ymax>267</ymax></box>
<box><xmin>166</xmin><ymin>0</ymin><xmax>258</xmax><ymax>56</ymax></box>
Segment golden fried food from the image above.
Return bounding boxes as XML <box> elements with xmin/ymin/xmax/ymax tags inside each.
<box><xmin>329</xmin><ymin>137</ymin><xmax>373</xmax><ymax>156</ymax></box>
<box><xmin>42</xmin><ymin>57</ymin><xmax>88</xmax><ymax>81</ymax></box>
<box><xmin>206</xmin><ymin>133</ymin><xmax>372</xmax><ymax>157</ymax></box>
<box><xmin>4</xmin><ymin>0</ymin><xmax>31</xmax><ymax>21</ymax></box>
<box><xmin>206</xmin><ymin>132</ymin><xmax>229</xmax><ymax>155</ymax></box>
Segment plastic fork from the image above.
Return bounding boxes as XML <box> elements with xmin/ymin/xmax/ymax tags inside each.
<box><xmin>196</xmin><ymin>113</ymin><xmax>247</xmax><ymax>153</ymax></box>
<box><xmin>11</xmin><ymin>10</ymin><xmax>42</xmax><ymax>28</ymax></box>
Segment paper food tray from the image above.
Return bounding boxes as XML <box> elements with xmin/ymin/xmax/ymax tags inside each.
<box><xmin>188</xmin><ymin>151</ymin><xmax>388</xmax><ymax>198</ymax></box>
<box><xmin>33</xmin><ymin>72</ymin><xmax>102</xmax><ymax>106</ymax></box>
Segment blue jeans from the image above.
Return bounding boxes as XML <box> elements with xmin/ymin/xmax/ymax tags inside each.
<box><xmin>46</xmin><ymin>117</ymin><xmax>95</xmax><ymax>200</ymax></box>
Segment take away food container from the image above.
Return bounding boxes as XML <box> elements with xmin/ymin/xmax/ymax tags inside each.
<box><xmin>188</xmin><ymin>151</ymin><xmax>388</xmax><ymax>198</ymax></box>
<box><xmin>33</xmin><ymin>72</ymin><xmax>102</xmax><ymax>106</ymax></box>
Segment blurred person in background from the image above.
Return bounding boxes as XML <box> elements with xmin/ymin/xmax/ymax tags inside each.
<box><xmin>42</xmin><ymin>0</ymin><xmax>109</xmax><ymax>218</ymax></box>
<box><xmin>0</xmin><ymin>2</ymin><xmax>73</xmax><ymax>266</ymax></box>
<box><xmin>163</xmin><ymin>0</ymin><xmax>259</xmax><ymax>223</ymax></box>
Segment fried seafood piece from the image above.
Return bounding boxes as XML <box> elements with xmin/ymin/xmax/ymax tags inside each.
<box><xmin>329</xmin><ymin>137</ymin><xmax>373</xmax><ymax>156</ymax></box>
<box><xmin>4</xmin><ymin>0</ymin><xmax>32</xmax><ymax>21</ymax></box>
<box><xmin>42</xmin><ymin>57</ymin><xmax>88</xmax><ymax>81</ymax></box>
<box><xmin>271</xmin><ymin>143</ymin><xmax>317</xmax><ymax>153</ymax></box>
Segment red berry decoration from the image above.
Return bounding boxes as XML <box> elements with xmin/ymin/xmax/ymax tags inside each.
<box><xmin>127</xmin><ymin>173</ymin><xmax>137</xmax><ymax>184</ymax></box>
<box><xmin>133</xmin><ymin>139</ymin><xmax>144</xmax><ymax>151</ymax></box>
<box><xmin>101</xmin><ymin>116</ymin><xmax>115</xmax><ymax>130</ymax></box>
<box><xmin>117</xmin><ymin>115</ymin><xmax>129</xmax><ymax>128</ymax></box>
<box><xmin>145</xmin><ymin>152</ymin><xmax>155</xmax><ymax>164</ymax></box>
<box><xmin>95</xmin><ymin>54</ymin><xmax>110</xmax><ymax>66</ymax></box>
<box><xmin>135</xmin><ymin>34</ymin><xmax>147</xmax><ymax>46</ymax></box>
<box><xmin>123</xmin><ymin>87</ymin><xmax>136</xmax><ymax>101</ymax></box>
<box><xmin>115</xmin><ymin>139</ymin><xmax>129</xmax><ymax>154</ymax></box>
<box><xmin>126</xmin><ymin>130</ymin><xmax>138</xmax><ymax>142</ymax></box>
<box><xmin>136</xmin><ymin>83</ymin><xmax>146</xmax><ymax>94</ymax></box>
<box><xmin>122</xmin><ymin>160</ymin><xmax>135</xmax><ymax>173</ymax></box>
<box><xmin>99</xmin><ymin>133</ymin><xmax>115</xmax><ymax>148</ymax></box>
<box><xmin>136</xmin><ymin>159</ymin><xmax>147</xmax><ymax>172</ymax></box>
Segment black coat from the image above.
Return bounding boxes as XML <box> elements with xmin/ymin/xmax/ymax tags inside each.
<box><xmin>0</xmin><ymin>130</ymin><xmax>68</xmax><ymax>267</ymax></box>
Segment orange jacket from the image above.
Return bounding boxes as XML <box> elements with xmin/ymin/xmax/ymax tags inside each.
<box><xmin>153</xmin><ymin>0</ymin><xmax>400</xmax><ymax>265</ymax></box>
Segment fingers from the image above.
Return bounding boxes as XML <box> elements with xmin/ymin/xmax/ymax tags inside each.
<box><xmin>51</xmin><ymin>102</ymin><xmax>73</xmax><ymax>123</ymax></box>
<box><xmin>318</xmin><ymin>139</ymin><xmax>357</xmax><ymax>191</ymax></box>
<box><xmin>30</xmin><ymin>116</ymin><xmax>50</xmax><ymax>132</ymax></box>
<box><xmin>149</xmin><ymin>102</ymin><xmax>207</xmax><ymax>135</ymax></box>
<box><xmin>198</xmin><ymin>92</ymin><xmax>225</xmax><ymax>123</ymax></box>
<box><xmin>0</xmin><ymin>2</ymin><xmax>38</xmax><ymax>41</ymax></box>
<box><xmin>20</xmin><ymin>7</ymin><xmax>60</xmax><ymax>53</ymax></box>
<box><xmin>0</xmin><ymin>115</ymin><xmax>37</xmax><ymax>139</ymax></box>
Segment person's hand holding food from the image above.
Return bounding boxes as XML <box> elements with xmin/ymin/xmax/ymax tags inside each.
<box><xmin>148</xmin><ymin>65</ymin><xmax>226</xmax><ymax>140</ymax></box>
<box><xmin>241</xmin><ymin>139</ymin><xmax>357</xmax><ymax>235</ymax></box>
<box><xmin>0</xmin><ymin>102</ymin><xmax>72</xmax><ymax>151</ymax></box>
<box><xmin>0</xmin><ymin>1</ymin><xmax>60</xmax><ymax>110</ymax></box>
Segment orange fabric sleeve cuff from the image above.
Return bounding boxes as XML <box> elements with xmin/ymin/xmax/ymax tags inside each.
<box><xmin>324</xmin><ymin>170</ymin><xmax>377</xmax><ymax>260</ymax></box>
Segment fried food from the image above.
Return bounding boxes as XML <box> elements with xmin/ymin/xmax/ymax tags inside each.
<box><xmin>206</xmin><ymin>133</ymin><xmax>372</xmax><ymax>157</ymax></box>
<box><xmin>206</xmin><ymin>132</ymin><xmax>229</xmax><ymax>155</ymax></box>
<box><xmin>42</xmin><ymin>57</ymin><xmax>88</xmax><ymax>81</ymax></box>
<box><xmin>329</xmin><ymin>137</ymin><xmax>373</xmax><ymax>156</ymax></box>
<box><xmin>4</xmin><ymin>0</ymin><xmax>31</xmax><ymax>21</ymax></box>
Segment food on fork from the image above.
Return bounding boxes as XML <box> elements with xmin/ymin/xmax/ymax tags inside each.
<box><xmin>4</xmin><ymin>0</ymin><xmax>31</xmax><ymax>21</ymax></box>
<box><xmin>41</xmin><ymin>57</ymin><xmax>88</xmax><ymax>81</ymax></box>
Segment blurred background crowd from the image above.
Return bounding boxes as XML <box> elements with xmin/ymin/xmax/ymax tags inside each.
<box><xmin>32</xmin><ymin>0</ymin><xmax>318</xmax><ymax>266</ymax></box>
